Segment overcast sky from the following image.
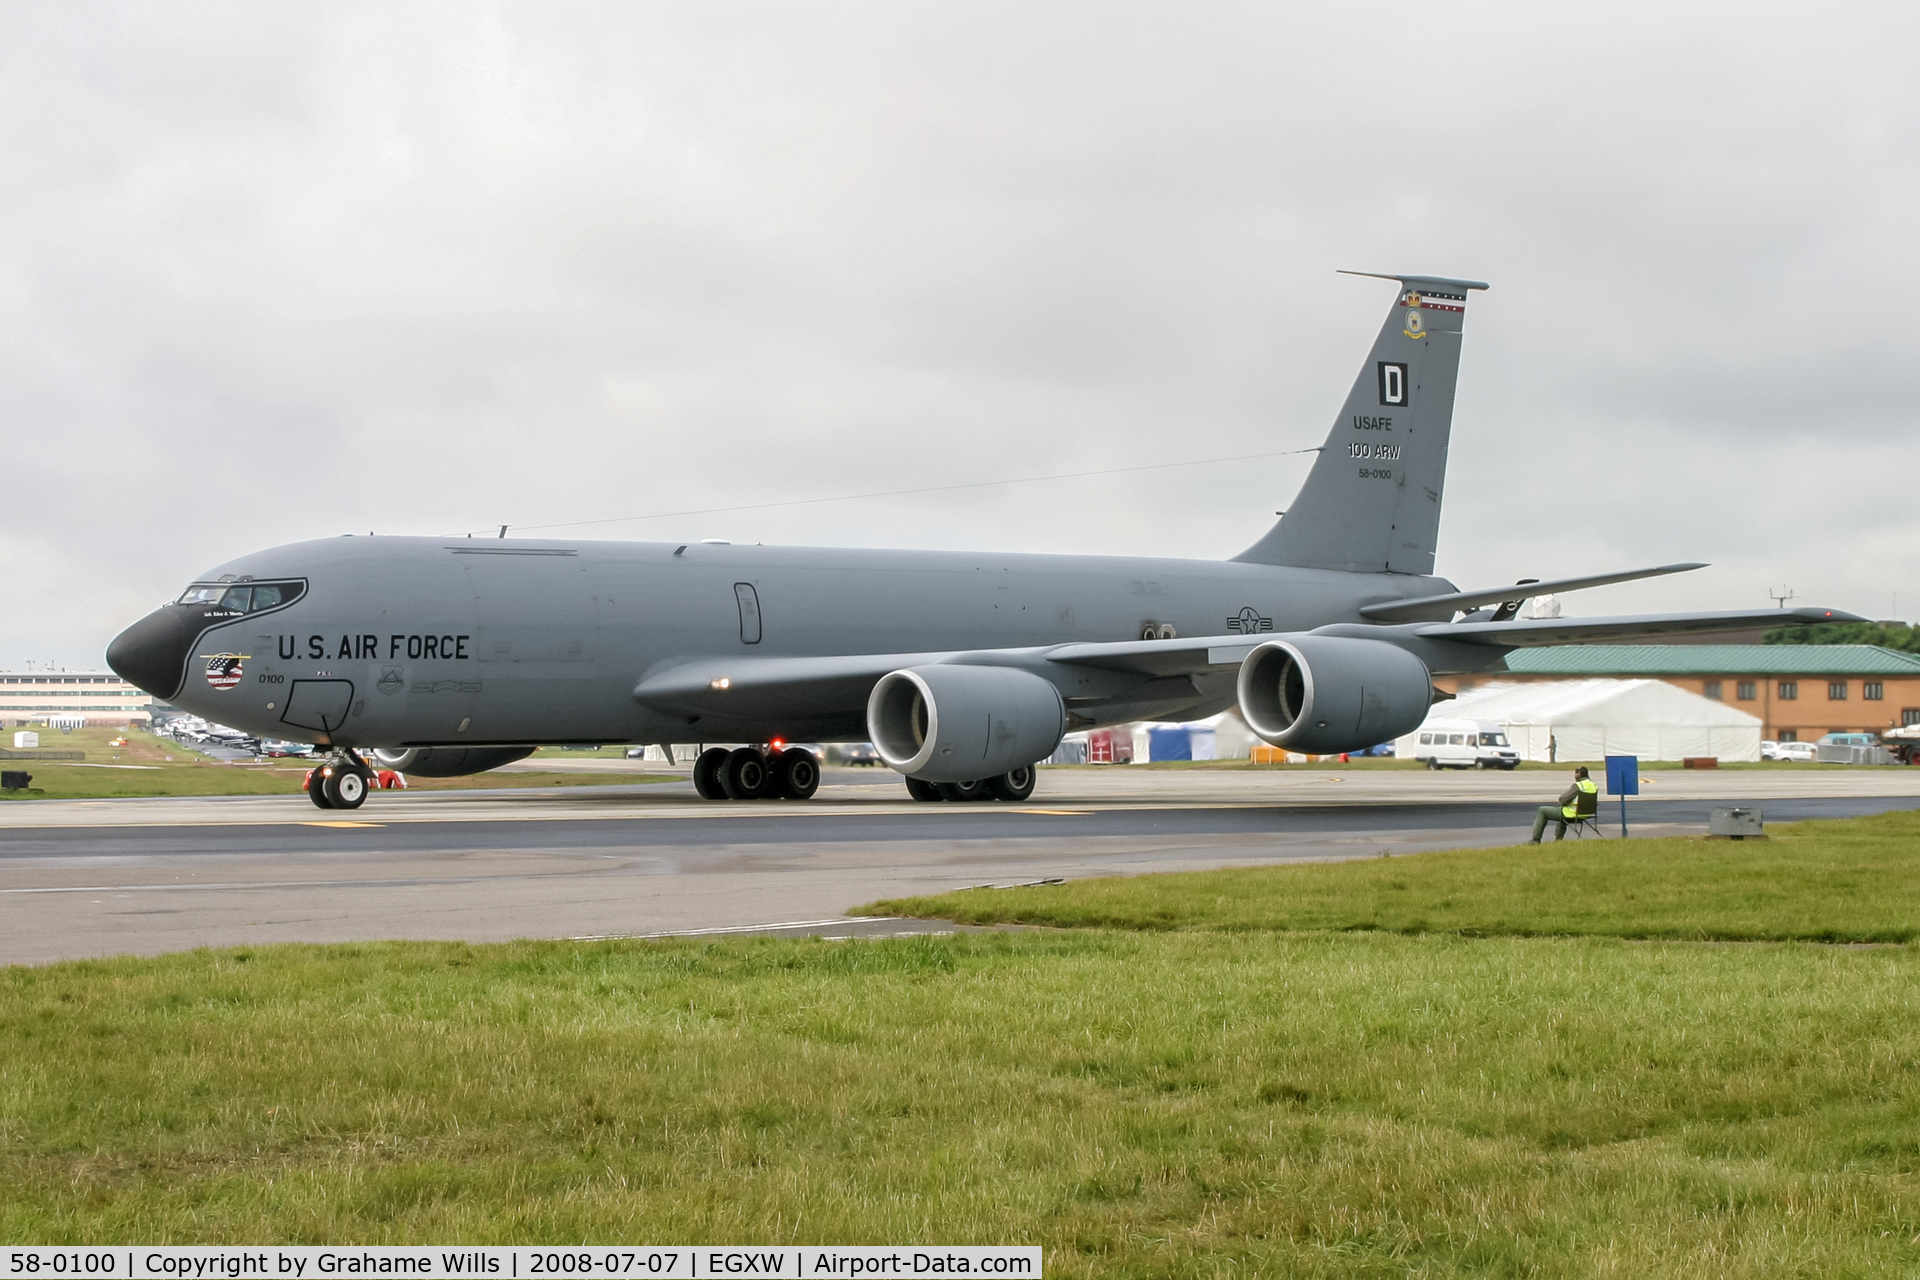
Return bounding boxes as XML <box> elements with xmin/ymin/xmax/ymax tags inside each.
<box><xmin>5</xmin><ymin>2</ymin><xmax>1916</xmax><ymax>668</ymax></box>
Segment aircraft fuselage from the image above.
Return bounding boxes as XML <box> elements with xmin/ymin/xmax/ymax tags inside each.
<box><xmin>116</xmin><ymin>534</ymin><xmax>1452</xmax><ymax>748</ymax></box>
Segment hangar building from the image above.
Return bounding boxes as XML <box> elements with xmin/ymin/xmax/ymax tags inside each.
<box><xmin>1434</xmin><ymin>645</ymin><xmax>1920</xmax><ymax>744</ymax></box>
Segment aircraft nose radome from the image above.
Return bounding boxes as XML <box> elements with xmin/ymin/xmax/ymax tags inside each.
<box><xmin>106</xmin><ymin>607</ymin><xmax>203</xmax><ymax>702</ymax></box>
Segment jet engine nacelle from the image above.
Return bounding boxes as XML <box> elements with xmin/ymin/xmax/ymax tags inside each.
<box><xmin>369</xmin><ymin>746</ymin><xmax>537</xmax><ymax>777</ymax></box>
<box><xmin>1235</xmin><ymin>636</ymin><xmax>1432</xmax><ymax>756</ymax></box>
<box><xmin>867</xmin><ymin>665</ymin><xmax>1066</xmax><ymax>783</ymax></box>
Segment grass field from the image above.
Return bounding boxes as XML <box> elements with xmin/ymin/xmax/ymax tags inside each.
<box><xmin>2</xmin><ymin>816</ymin><xmax>1918</xmax><ymax>1271</ymax></box>
<box><xmin>1050</xmin><ymin>756</ymin><xmax>1880</xmax><ymax>771</ymax></box>
<box><xmin>0</xmin><ymin>728</ymin><xmax>675</xmax><ymax>799</ymax></box>
<box><xmin>858</xmin><ymin>808</ymin><xmax>1920</xmax><ymax>944</ymax></box>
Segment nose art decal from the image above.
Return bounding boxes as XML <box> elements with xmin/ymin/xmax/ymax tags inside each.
<box><xmin>202</xmin><ymin>653</ymin><xmax>248</xmax><ymax>690</ymax></box>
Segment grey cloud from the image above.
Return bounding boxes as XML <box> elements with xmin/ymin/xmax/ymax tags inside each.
<box><xmin>2</xmin><ymin>1</ymin><xmax>1916</xmax><ymax>665</ymax></box>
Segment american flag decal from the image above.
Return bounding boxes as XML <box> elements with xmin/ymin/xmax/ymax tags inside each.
<box><xmin>203</xmin><ymin>653</ymin><xmax>247</xmax><ymax>690</ymax></box>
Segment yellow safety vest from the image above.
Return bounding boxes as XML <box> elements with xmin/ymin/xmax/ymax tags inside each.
<box><xmin>1562</xmin><ymin>778</ymin><xmax>1598</xmax><ymax>819</ymax></box>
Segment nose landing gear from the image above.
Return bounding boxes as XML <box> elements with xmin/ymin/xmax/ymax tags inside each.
<box><xmin>306</xmin><ymin>751</ymin><xmax>374</xmax><ymax>810</ymax></box>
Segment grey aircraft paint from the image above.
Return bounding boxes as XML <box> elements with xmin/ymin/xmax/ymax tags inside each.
<box><xmin>107</xmin><ymin>273</ymin><xmax>1862</xmax><ymax>793</ymax></box>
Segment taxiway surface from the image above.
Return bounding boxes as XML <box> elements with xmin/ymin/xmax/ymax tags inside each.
<box><xmin>2</xmin><ymin>766</ymin><xmax>1914</xmax><ymax>965</ymax></box>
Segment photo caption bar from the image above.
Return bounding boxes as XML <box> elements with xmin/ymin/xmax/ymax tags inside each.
<box><xmin>4</xmin><ymin>1249</ymin><xmax>1039</xmax><ymax>1280</ymax></box>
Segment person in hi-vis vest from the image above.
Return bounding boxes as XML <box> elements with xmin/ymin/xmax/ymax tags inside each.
<box><xmin>1529</xmin><ymin>766</ymin><xmax>1599</xmax><ymax>842</ymax></box>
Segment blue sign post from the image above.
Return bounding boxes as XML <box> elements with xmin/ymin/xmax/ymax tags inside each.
<box><xmin>1605</xmin><ymin>754</ymin><xmax>1639</xmax><ymax>837</ymax></box>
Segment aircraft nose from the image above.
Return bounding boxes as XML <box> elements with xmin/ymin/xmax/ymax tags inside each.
<box><xmin>106</xmin><ymin>607</ymin><xmax>205</xmax><ymax>701</ymax></box>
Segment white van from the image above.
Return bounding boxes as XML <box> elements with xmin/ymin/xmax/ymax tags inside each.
<box><xmin>1401</xmin><ymin>718</ymin><xmax>1520</xmax><ymax>770</ymax></box>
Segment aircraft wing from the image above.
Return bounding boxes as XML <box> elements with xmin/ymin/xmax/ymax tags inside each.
<box><xmin>1358</xmin><ymin>562</ymin><xmax>1707</xmax><ymax>622</ymax></box>
<box><xmin>634</xmin><ymin>606</ymin><xmax>1865</xmax><ymax>719</ymax></box>
<box><xmin>634</xmin><ymin>651</ymin><xmax>956</xmax><ymax>717</ymax></box>
<box><xmin>1410</xmin><ymin>606</ymin><xmax>1864</xmax><ymax>647</ymax></box>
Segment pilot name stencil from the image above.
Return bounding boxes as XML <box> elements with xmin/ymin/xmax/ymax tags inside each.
<box><xmin>278</xmin><ymin>634</ymin><xmax>472</xmax><ymax>661</ymax></box>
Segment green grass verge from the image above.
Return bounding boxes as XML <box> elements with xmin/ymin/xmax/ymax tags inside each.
<box><xmin>857</xmin><ymin>809</ymin><xmax>1920</xmax><ymax>943</ymax></box>
<box><xmin>0</xmin><ymin>728</ymin><xmax>674</xmax><ymax>799</ymax></box>
<box><xmin>3</xmin><ymin>932</ymin><xmax>1918</xmax><ymax>1274</ymax></box>
<box><xmin>6</xmin><ymin>815</ymin><xmax>1918</xmax><ymax>1266</ymax></box>
<box><xmin>1048</xmin><ymin>757</ymin><xmax>1880</xmax><ymax>771</ymax></box>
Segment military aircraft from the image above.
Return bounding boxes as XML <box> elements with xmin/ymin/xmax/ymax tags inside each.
<box><xmin>106</xmin><ymin>272</ymin><xmax>1861</xmax><ymax>809</ymax></box>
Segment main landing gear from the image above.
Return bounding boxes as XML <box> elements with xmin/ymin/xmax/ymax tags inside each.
<box><xmin>306</xmin><ymin>750</ymin><xmax>373</xmax><ymax>810</ymax></box>
<box><xmin>692</xmin><ymin>745</ymin><xmax>822</xmax><ymax>801</ymax></box>
<box><xmin>906</xmin><ymin>763</ymin><xmax>1037</xmax><ymax>803</ymax></box>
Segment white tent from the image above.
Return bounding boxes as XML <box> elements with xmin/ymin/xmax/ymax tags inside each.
<box><xmin>1399</xmin><ymin>679</ymin><xmax>1763</xmax><ymax>763</ymax></box>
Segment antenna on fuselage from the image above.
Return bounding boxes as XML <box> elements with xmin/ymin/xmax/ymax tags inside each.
<box><xmin>499</xmin><ymin>525</ymin><xmax>508</xmax><ymax>539</ymax></box>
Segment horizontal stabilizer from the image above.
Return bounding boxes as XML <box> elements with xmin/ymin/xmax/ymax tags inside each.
<box><xmin>1414</xmin><ymin>606</ymin><xmax>1866</xmax><ymax>648</ymax></box>
<box><xmin>1360</xmin><ymin>563</ymin><xmax>1708</xmax><ymax>623</ymax></box>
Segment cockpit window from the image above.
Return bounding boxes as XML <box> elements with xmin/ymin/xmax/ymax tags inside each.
<box><xmin>176</xmin><ymin>581</ymin><xmax>303</xmax><ymax>612</ymax></box>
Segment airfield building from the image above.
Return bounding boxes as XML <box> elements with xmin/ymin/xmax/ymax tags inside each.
<box><xmin>0</xmin><ymin>671</ymin><xmax>154</xmax><ymax>727</ymax></box>
<box><xmin>1435</xmin><ymin>645</ymin><xmax>1920</xmax><ymax>744</ymax></box>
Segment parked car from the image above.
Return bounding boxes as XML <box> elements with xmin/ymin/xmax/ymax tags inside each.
<box><xmin>1775</xmin><ymin>741</ymin><xmax>1818</xmax><ymax>762</ymax></box>
<box><xmin>1399</xmin><ymin>718</ymin><xmax>1520</xmax><ymax>770</ymax></box>
<box><xmin>828</xmin><ymin>743</ymin><xmax>882</xmax><ymax>766</ymax></box>
<box><xmin>1816</xmin><ymin>732</ymin><xmax>1880</xmax><ymax>748</ymax></box>
<box><xmin>1760</xmin><ymin>740</ymin><xmax>1781</xmax><ymax>760</ymax></box>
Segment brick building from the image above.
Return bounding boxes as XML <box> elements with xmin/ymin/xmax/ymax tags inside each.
<box><xmin>1432</xmin><ymin>645</ymin><xmax>1920</xmax><ymax>743</ymax></box>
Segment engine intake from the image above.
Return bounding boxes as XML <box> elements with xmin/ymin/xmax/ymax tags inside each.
<box><xmin>867</xmin><ymin>665</ymin><xmax>1066</xmax><ymax>783</ymax></box>
<box><xmin>1236</xmin><ymin>636</ymin><xmax>1432</xmax><ymax>756</ymax></box>
<box><xmin>369</xmin><ymin>746</ymin><xmax>536</xmax><ymax>777</ymax></box>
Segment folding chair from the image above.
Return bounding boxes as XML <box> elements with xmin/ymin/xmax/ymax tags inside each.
<box><xmin>1565</xmin><ymin>789</ymin><xmax>1604</xmax><ymax>839</ymax></box>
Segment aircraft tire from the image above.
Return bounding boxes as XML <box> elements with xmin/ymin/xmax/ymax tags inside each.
<box><xmin>776</xmin><ymin>748</ymin><xmax>821</xmax><ymax>800</ymax></box>
<box><xmin>693</xmin><ymin>747</ymin><xmax>732</xmax><ymax>800</ymax></box>
<box><xmin>323</xmin><ymin>766</ymin><xmax>370</xmax><ymax>810</ymax></box>
<box><xmin>721</xmin><ymin>747</ymin><xmax>769</xmax><ymax>800</ymax></box>
<box><xmin>905</xmin><ymin>777</ymin><xmax>944</xmax><ymax>802</ymax></box>
<box><xmin>937</xmin><ymin>779</ymin><xmax>990</xmax><ymax>802</ymax></box>
<box><xmin>986</xmin><ymin>764</ymin><xmax>1036</xmax><ymax>802</ymax></box>
<box><xmin>306</xmin><ymin>771</ymin><xmax>335</xmax><ymax>809</ymax></box>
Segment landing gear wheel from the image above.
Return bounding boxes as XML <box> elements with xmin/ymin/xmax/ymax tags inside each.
<box><xmin>938</xmin><ymin>778</ymin><xmax>989</xmax><ymax>802</ymax></box>
<box><xmin>776</xmin><ymin>748</ymin><xmax>820</xmax><ymax>800</ymax></box>
<box><xmin>721</xmin><ymin>747</ymin><xmax>769</xmax><ymax>799</ymax></box>
<box><xmin>306</xmin><ymin>770</ymin><xmax>335</xmax><ymax>809</ymax></box>
<box><xmin>693</xmin><ymin>747</ymin><xmax>732</xmax><ymax>800</ymax></box>
<box><xmin>905</xmin><ymin>777</ymin><xmax>944</xmax><ymax>802</ymax></box>
<box><xmin>322</xmin><ymin>765</ymin><xmax>369</xmax><ymax>810</ymax></box>
<box><xmin>987</xmin><ymin>764</ymin><xmax>1036</xmax><ymax>802</ymax></box>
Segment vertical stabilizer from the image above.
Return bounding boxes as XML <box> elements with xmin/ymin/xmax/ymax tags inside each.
<box><xmin>1233</xmin><ymin>272</ymin><xmax>1487</xmax><ymax>574</ymax></box>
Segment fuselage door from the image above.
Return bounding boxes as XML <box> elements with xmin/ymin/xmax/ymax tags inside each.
<box><xmin>734</xmin><ymin>583</ymin><xmax>762</xmax><ymax>644</ymax></box>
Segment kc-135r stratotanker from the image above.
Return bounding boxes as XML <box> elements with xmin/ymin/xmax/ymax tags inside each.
<box><xmin>107</xmin><ymin>272</ymin><xmax>1860</xmax><ymax>809</ymax></box>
